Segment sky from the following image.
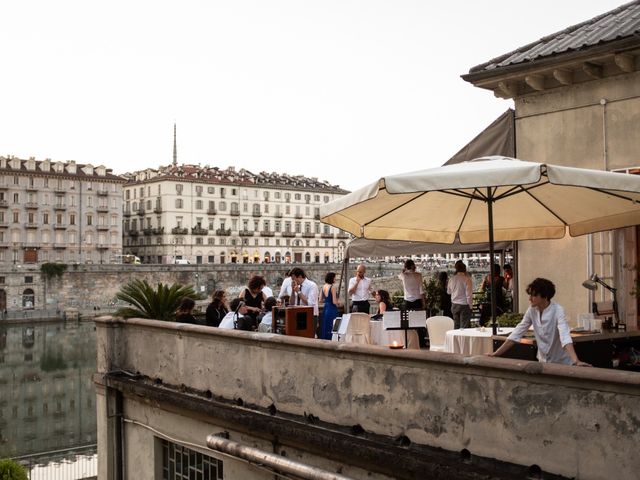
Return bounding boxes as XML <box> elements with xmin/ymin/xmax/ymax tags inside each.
<box><xmin>0</xmin><ymin>0</ymin><xmax>627</xmax><ymax>191</ymax></box>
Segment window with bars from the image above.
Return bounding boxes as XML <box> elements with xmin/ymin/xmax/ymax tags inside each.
<box><xmin>160</xmin><ymin>439</ymin><xmax>223</xmax><ymax>480</ymax></box>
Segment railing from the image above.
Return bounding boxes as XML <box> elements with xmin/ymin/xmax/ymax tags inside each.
<box><xmin>25</xmin><ymin>202</ymin><xmax>39</xmax><ymax>209</ymax></box>
<box><xmin>239</xmin><ymin>230</ymin><xmax>254</xmax><ymax>237</ymax></box>
<box><xmin>97</xmin><ymin>189</ymin><xmax>109</xmax><ymax>196</ymax></box>
<box><xmin>171</xmin><ymin>227</ymin><xmax>188</xmax><ymax>235</ymax></box>
<box><xmin>123</xmin><ymin>210</ymin><xmax>131</xmax><ymax>217</ymax></box>
<box><xmin>137</xmin><ymin>208</ymin><xmax>146</xmax><ymax>216</ymax></box>
<box><xmin>294</xmin><ymin>214</ymin><xmax>303</xmax><ymax>219</ymax></box>
<box><xmin>53</xmin><ymin>223</ymin><xmax>67</xmax><ymax>230</ymax></box>
<box><xmin>252</xmin><ymin>211</ymin><xmax>262</xmax><ymax>217</ymax></box>
<box><xmin>230</xmin><ymin>210</ymin><xmax>240</xmax><ymax>216</ymax></box>
<box><xmin>0</xmin><ymin>222</ymin><xmax>8</xmax><ymax>228</ymax></box>
<box><xmin>260</xmin><ymin>230</ymin><xmax>275</xmax><ymax>237</ymax></box>
<box><xmin>129</xmin><ymin>230</ymin><xmax>139</xmax><ymax>236</ymax></box>
<box><xmin>207</xmin><ymin>208</ymin><xmax>217</xmax><ymax>215</ymax></box>
<box><xmin>154</xmin><ymin>206</ymin><xmax>163</xmax><ymax>213</ymax></box>
<box><xmin>274</xmin><ymin>213</ymin><xmax>283</xmax><ymax>218</ymax></box>
<box><xmin>191</xmin><ymin>227</ymin><xmax>208</xmax><ymax>235</ymax></box>
<box><xmin>282</xmin><ymin>231</ymin><xmax>296</xmax><ymax>238</ymax></box>
<box><xmin>96</xmin><ymin>225</ymin><xmax>110</xmax><ymax>231</ymax></box>
<box><xmin>25</xmin><ymin>223</ymin><xmax>38</xmax><ymax>229</ymax></box>
<box><xmin>143</xmin><ymin>228</ymin><xmax>154</xmax><ymax>236</ymax></box>
<box><xmin>96</xmin><ymin>205</ymin><xmax>109</xmax><ymax>212</ymax></box>
<box><xmin>321</xmin><ymin>233</ymin><xmax>334</xmax><ymax>239</ymax></box>
<box><xmin>215</xmin><ymin>228</ymin><xmax>231</xmax><ymax>236</ymax></box>
<box><xmin>152</xmin><ymin>227</ymin><xmax>165</xmax><ymax>235</ymax></box>
<box><xmin>0</xmin><ymin>199</ymin><xmax>7</xmax><ymax>208</ymax></box>
<box><xmin>53</xmin><ymin>204</ymin><xmax>67</xmax><ymax>210</ymax></box>
<box><xmin>336</xmin><ymin>233</ymin><xmax>350</xmax><ymax>239</ymax></box>
<box><xmin>302</xmin><ymin>232</ymin><xmax>315</xmax><ymax>238</ymax></box>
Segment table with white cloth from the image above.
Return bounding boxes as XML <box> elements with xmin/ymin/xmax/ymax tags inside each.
<box><xmin>444</xmin><ymin>327</ymin><xmax>515</xmax><ymax>355</ymax></box>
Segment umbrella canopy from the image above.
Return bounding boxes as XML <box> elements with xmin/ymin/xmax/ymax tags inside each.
<box><xmin>321</xmin><ymin>156</ymin><xmax>640</xmax><ymax>331</ymax></box>
<box><xmin>321</xmin><ymin>156</ymin><xmax>640</xmax><ymax>244</ymax></box>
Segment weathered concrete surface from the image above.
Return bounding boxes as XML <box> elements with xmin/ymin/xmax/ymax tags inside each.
<box><xmin>95</xmin><ymin>316</ymin><xmax>640</xmax><ymax>480</ymax></box>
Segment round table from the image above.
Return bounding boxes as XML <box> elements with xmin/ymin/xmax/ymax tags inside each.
<box><xmin>444</xmin><ymin>327</ymin><xmax>515</xmax><ymax>355</ymax></box>
<box><xmin>369</xmin><ymin>320</ymin><xmax>420</xmax><ymax>349</ymax></box>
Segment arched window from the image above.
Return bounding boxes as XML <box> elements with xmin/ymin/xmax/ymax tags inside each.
<box><xmin>305</xmin><ymin>252</ymin><xmax>311</xmax><ymax>262</ymax></box>
<box><xmin>324</xmin><ymin>253</ymin><xmax>330</xmax><ymax>263</ymax></box>
<box><xmin>275</xmin><ymin>251</ymin><xmax>282</xmax><ymax>263</ymax></box>
<box><xmin>314</xmin><ymin>252</ymin><xmax>320</xmax><ymax>263</ymax></box>
<box><xmin>22</xmin><ymin>288</ymin><xmax>35</xmax><ymax>309</ymax></box>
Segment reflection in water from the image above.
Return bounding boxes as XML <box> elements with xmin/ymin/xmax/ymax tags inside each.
<box><xmin>0</xmin><ymin>320</ymin><xmax>97</xmax><ymax>468</ymax></box>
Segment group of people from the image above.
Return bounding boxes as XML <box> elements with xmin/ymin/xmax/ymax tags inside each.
<box><xmin>172</xmin><ymin>258</ymin><xmax>590</xmax><ymax>367</ymax></box>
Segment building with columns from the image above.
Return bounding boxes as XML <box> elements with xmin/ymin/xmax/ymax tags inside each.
<box><xmin>121</xmin><ymin>163</ymin><xmax>350</xmax><ymax>264</ymax></box>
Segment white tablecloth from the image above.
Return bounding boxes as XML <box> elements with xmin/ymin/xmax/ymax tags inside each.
<box><xmin>443</xmin><ymin>327</ymin><xmax>515</xmax><ymax>355</ymax></box>
<box><xmin>369</xmin><ymin>320</ymin><xmax>420</xmax><ymax>349</ymax></box>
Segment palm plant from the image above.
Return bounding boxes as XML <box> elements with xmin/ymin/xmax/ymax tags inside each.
<box><xmin>115</xmin><ymin>279</ymin><xmax>197</xmax><ymax>321</ymax></box>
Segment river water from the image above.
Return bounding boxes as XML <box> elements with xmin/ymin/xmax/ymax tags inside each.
<box><xmin>0</xmin><ymin>319</ymin><xmax>97</xmax><ymax>478</ymax></box>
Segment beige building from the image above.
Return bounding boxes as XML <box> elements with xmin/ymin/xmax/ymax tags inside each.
<box><xmin>463</xmin><ymin>1</ymin><xmax>640</xmax><ymax>329</ymax></box>
<box><xmin>0</xmin><ymin>156</ymin><xmax>125</xmax><ymax>267</ymax></box>
<box><xmin>122</xmin><ymin>163</ymin><xmax>350</xmax><ymax>265</ymax></box>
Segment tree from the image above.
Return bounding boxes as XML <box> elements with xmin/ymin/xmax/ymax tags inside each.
<box><xmin>0</xmin><ymin>459</ymin><xmax>29</xmax><ymax>480</ymax></box>
<box><xmin>115</xmin><ymin>279</ymin><xmax>197</xmax><ymax>321</ymax></box>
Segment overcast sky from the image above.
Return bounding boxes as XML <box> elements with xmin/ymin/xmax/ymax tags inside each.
<box><xmin>0</xmin><ymin>0</ymin><xmax>625</xmax><ymax>191</ymax></box>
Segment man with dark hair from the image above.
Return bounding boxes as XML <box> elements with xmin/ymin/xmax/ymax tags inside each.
<box><xmin>447</xmin><ymin>260</ymin><xmax>473</xmax><ymax>329</ymax></box>
<box><xmin>490</xmin><ymin>278</ymin><xmax>590</xmax><ymax>366</ymax></box>
<box><xmin>290</xmin><ymin>267</ymin><xmax>320</xmax><ymax>336</ymax></box>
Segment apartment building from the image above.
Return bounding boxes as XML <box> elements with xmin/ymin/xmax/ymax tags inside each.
<box><xmin>0</xmin><ymin>155</ymin><xmax>125</xmax><ymax>266</ymax></box>
<box><xmin>122</xmin><ymin>164</ymin><xmax>350</xmax><ymax>264</ymax></box>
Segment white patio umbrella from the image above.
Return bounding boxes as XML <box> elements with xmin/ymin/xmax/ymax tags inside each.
<box><xmin>320</xmin><ymin>156</ymin><xmax>640</xmax><ymax>333</ymax></box>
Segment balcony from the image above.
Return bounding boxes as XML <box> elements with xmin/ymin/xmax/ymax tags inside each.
<box><xmin>53</xmin><ymin>223</ymin><xmax>67</xmax><ymax>230</ymax></box>
<box><xmin>129</xmin><ymin>230</ymin><xmax>140</xmax><ymax>237</ymax></box>
<box><xmin>143</xmin><ymin>228</ymin><xmax>153</xmax><ymax>236</ymax></box>
<box><xmin>0</xmin><ymin>185</ymin><xmax>7</xmax><ymax>190</ymax></box>
<box><xmin>215</xmin><ymin>228</ymin><xmax>231</xmax><ymax>236</ymax></box>
<box><xmin>152</xmin><ymin>227</ymin><xmax>164</xmax><ymax>235</ymax></box>
<box><xmin>239</xmin><ymin>230</ymin><xmax>254</xmax><ymax>237</ymax></box>
<box><xmin>97</xmin><ymin>189</ymin><xmax>109</xmax><ymax>196</ymax></box>
<box><xmin>96</xmin><ymin>225</ymin><xmax>110</xmax><ymax>231</ymax></box>
<box><xmin>260</xmin><ymin>230</ymin><xmax>275</xmax><ymax>237</ymax></box>
<box><xmin>96</xmin><ymin>205</ymin><xmax>109</xmax><ymax>213</ymax></box>
<box><xmin>230</xmin><ymin>210</ymin><xmax>240</xmax><ymax>217</ymax></box>
<box><xmin>321</xmin><ymin>233</ymin><xmax>334</xmax><ymax>239</ymax></box>
<box><xmin>207</xmin><ymin>208</ymin><xmax>217</xmax><ymax>215</ymax></box>
<box><xmin>153</xmin><ymin>206</ymin><xmax>163</xmax><ymax>214</ymax></box>
<box><xmin>282</xmin><ymin>231</ymin><xmax>296</xmax><ymax>238</ymax></box>
<box><xmin>314</xmin><ymin>214</ymin><xmax>321</xmax><ymax>220</ymax></box>
<box><xmin>0</xmin><ymin>222</ymin><xmax>8</xmax><ymax>228</ymax></box>
<box><xmin>0</xmin><ymin>200</ymin><xmax>8</xmax><ymax>208</ymax></box>
<box><xmin>53</xmin><ymin>244</ymin><xmax>66</xmax><ymax>249</ymax></box>
<box><xmin>96</xmin><ymin>244</ymin><xmax>109</xmax><ymax>250</ymax></box>
<box><xmin>54</xmin><ymin>188</ymin><xmax>66</xmax><ymax>194</ymax></box>
<box><xmin>123</xmin><ymin>210</ymin><xmax>132</xmax><ymax>217</ymax></box>
<box><xmin>336</xmin><ymin>233</ymin><xmax>350</xmax><ymax>239</ymax></box>
<box><xmin>137</xmin><ymin>208</ymin><xmax>146</xmax><ymax>216</ymax></box>
<box><xmin>26</xmin><ymin>186</ymin><xmax>38</xmax><ymax>192</ymax></box>
<box><xmin>294</xmin><ymin>214</ymin><xmax>303</xmax><ymax>219</ymax></box>
<box><xmin>302</xmin><ymin>232</ymin><xmax>315</xmax><ymax>238</ymax></box>
<box><xmin>191</xmin><ymin>227</ymin><xmax>208</xmax><ymax>236</ymax></box>
<box><xmin>25</xmin><ymin>223</ymin><xmax>38</xmax><ymax>229</ymax></box>
<box><xmin>274</xmin><ymin>212</ymin><xmax>283</xmax><ymax>218</ymax></box>
<box><xmin>25</xmin><ymin>202</ymin><xmax>39</xmax><ymax>209</ymax></box>
<box><xmin>252</xmin><ymin>211</ymin><xmax>262</xmax><ymax>218</ymax></box>
<box><xmin>171</xmin><ymin>227</ymin><xmax>188</xmax><ymax>235</ymax></box>
<box><xmin>53</xmin><ymin>204</ymin><xmax>67</xmax><ymax>211</ymax></box>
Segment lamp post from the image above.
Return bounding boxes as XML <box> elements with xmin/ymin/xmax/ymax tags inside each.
<box><xmin>582</xmin><ymin>274</ymin><xmax>621</xmax><ymax>329</ymax></box>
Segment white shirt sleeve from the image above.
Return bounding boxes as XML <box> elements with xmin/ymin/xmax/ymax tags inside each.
<box><xmin>507</xmin><ymin>308</ymin><xmax>533</xmax><ymax>342</ymax></box>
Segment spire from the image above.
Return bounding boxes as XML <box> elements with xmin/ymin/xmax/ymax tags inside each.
<box><xmin>172</xmin><ymin>123</ymin><xmax>177</xmax><ymax>166</ymax></box>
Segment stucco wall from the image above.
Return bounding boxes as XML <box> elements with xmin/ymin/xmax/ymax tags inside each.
<box><xmin>95</xmin><ymin>317</ymin><xmax>640</xmax><ymax>480</ymax></box>
<box><xmin>514</xmin><ymin>72</ymin><xmax>640</xmax><ymax>328</ymax></box>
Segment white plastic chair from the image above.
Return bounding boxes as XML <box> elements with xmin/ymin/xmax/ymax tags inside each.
<box><xmin>344</xmin><ymin>313</ymin><xmax>372</xmax><ymax>344</ymax></box>
<box><xmin>426</xmin><ymin>316</ymin><xmax>454</xmax><ymax>351</ymax></box>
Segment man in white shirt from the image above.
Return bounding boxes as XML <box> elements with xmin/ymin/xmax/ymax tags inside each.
<box><xmin>490</xmin><ymin>277</ymin><xmax>590</xmax><ymax>366</ymax></box>
<box><xmin>398</xmin><ymin>259</ymin><xmax>425</xmax><ymax>310</ymax></box>
<box><xmin>290</xmin><ymin>267</ymin><xmax>320</xmax><ymax>336</ymax></box>
<box><xmin>277</xmin><ymin>270</ymin><xmax>293</xmax><ymax>304</ymax></box>
<box><xmin>348</xmin><ymin>264</ymin><xmax>373</xmax><ymax>314</ymax></box>
<box><xmin>447</xmin><ymin>260</ymin><xmax>473</xmax><ymax>329</ymax></box>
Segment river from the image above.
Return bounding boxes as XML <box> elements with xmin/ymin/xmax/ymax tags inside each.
<box><xmin>0</xmin><ymin>319</ymin><xmax>97</xmax><ymax>479</ymax></box>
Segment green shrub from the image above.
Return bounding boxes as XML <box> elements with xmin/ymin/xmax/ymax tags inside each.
<box><xmin>0</xmin><ymin>459</ymin><xmax>28</xmax><ymax>480</ymax></box>
<box><xmin>40</xmin><ymin>262</ymin><xmax>67</xmax><ymax>280</ymax></box>
<box><xmin>496</xmin><ymin>312</ymin><xmax>524</xmax><ymax>327</ymax></box>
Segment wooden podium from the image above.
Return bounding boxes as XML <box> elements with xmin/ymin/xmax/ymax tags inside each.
<box><xmin>272</xmin><ymin>306</ymin><xmax>315</xmax><ymax>338</ymax></box>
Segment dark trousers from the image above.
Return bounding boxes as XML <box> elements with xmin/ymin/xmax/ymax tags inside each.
<box><xmin>404</xmin><ymin>299</ymin><xmax>424</xmax><ymax>310</ymax></box>
<box><xmin>351</xmin><ymin>300</ymin><xmax>370</xmax><ymax>314</ymax></box>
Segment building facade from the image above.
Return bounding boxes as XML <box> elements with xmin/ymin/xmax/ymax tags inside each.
<box><xmin>122</xmin><ymin>164</ymin><xmax>351</xmax><ymax>264</ymax></box>
<box><xmin>0</xmin><ymin>156</ymin><xmax>125</xmax><ymax>270</ymax></box>
<box><xmin>463</xmin><ymin>1</ymin><xmax>640</xmax><ymax>329</ymax></box>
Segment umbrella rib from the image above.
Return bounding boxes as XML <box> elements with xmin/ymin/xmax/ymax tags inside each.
<box><xmin>362</xmin><ymin>191</ymin><xmax>428</xmax><ymax>226</ymax></box>
<box><xmin>522</xmin><ymin>188</ymin><xmax>570</xmax><ymax>225</ymax></box>
<box><xmin>494</xmin><ymin>181</ymin><xmax>549</xmax><ymax>201</ymax></box>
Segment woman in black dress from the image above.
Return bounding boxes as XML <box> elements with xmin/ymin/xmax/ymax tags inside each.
<box><xmin>205</xmin><ymin>290</ymin><xmax>228</xmax><ymax>327</ymax></box>
<box><xmin>239</xmin><ymin>275</ymin><xmax>266</xmax><ymax>328</ymax></box>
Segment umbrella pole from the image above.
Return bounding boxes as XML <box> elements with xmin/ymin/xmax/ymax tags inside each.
<box><xmin>487</xmin><ymin>188</ymin><xmax>497</xmax><ymax>335</ymax></box>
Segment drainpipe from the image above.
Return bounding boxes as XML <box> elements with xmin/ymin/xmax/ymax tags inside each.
<box><xmin>206</xmin><ymin>434</ymin><xmax>352</xmax><ymax>480</ymax></box>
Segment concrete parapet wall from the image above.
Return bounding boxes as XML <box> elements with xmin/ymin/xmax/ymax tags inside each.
<box><xmin>95</xmin><ymin>316</ymin><xmax>640</xmax><ymax>480</ymax></box>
